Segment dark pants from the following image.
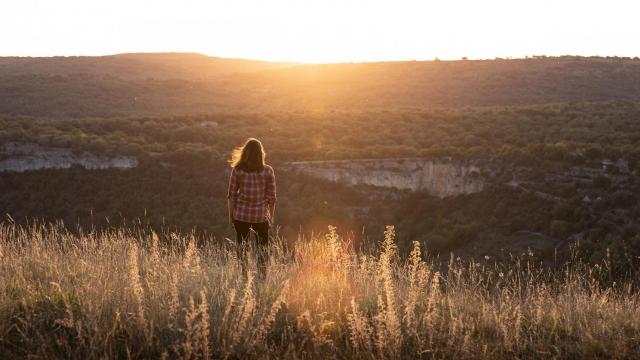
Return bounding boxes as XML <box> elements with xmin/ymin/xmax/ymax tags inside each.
<box><xmin>233</xmin><ymin>220</ymin><xmax>269</xmax><ymax>245</ymax></box>
<box><xmin>233</xmin><ymin>220</ymin><xmax>269</xmax><ymax>274</ymax></box>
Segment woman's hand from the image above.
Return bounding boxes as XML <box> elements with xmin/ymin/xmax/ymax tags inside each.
<box><xmin>268</xmin><ymin>203</ymin><xmax>276</xmax><ymax>225</ymax></box>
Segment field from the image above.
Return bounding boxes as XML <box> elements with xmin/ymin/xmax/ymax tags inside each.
<box><xmin>1</xmin><ymin>223</ymin><xmax>638</xmax><ymax>359</ymax></box>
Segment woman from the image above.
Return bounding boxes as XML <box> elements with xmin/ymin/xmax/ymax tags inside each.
<box><xmin>227</xmin><ymin>138</ymin><xmax>277</xmax><ymax>250</ymax></box>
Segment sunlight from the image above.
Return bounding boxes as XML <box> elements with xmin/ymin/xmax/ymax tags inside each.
<box><xmin>2</xmin><ymin>0</ymin><xmax>639</xmax><ymax>61</ymax></box>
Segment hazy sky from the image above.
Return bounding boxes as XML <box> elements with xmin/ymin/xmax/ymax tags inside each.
<box><xmin>2</xmin><ymin>0</ymin><xmax>639</xmax><ymax>63</ymax></box>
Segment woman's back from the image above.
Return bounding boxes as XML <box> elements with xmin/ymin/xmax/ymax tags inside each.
<box><xmin>228</xmin><ymin>165</ymin><xmax>276</xmax><ymax>223</ymax></box>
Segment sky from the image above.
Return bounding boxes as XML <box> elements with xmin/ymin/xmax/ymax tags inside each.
<box><xmin>2</xmin><ymin>0</ymin><xmax>639</xmax><ymax>63</ymax></box>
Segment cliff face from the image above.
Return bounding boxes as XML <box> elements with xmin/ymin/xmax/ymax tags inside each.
<box><xmin>0</xmin><ymin>143</ymin><xmax>138</xmax><ymax>172</ymax></box>
<box><xmin>285</xmin><ymin>159</ymin><xmax>484</xmax><ymax>198</ymax></box>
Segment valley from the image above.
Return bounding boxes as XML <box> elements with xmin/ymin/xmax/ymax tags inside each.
<box><xmin>0</xmin><ymin>54</ymin><xmax>639</xmax><ymax>266</ymax></box>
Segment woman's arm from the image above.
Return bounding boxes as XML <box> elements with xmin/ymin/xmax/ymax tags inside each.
<box><xmin>268</xmin><ymin>202</ymin><xmax>276</xmax><ymax>224</ymax></box>
<box><xmin>266</xmin><ymin>166</ymin><xmax>277</xmax><ymax>223</ymax></box>
<box><xmin>227</xmin><ymin>168</ymin><xmax>239</xmax><ymax>227</ymax></box>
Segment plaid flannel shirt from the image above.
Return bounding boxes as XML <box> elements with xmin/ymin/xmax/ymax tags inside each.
<box><xmin>227</xmin><ymin>165</ymin><xmax>277</xmax><ymax>223</ymax></box>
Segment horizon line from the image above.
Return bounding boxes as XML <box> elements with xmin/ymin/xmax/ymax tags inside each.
<box><xmin>1</xmin><ymin>51</ymin><xmax>639</xmax><ymax>65</ymax></box>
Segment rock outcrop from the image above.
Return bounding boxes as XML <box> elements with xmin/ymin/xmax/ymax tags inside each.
<box><xmin>0</xmin><ymin>143</ymin><xmax>138</xmax><ymax>172</ymax></box>
<box><xmin>285</xmin><ymin>158</ymin><xmax>484</xmax><ymax>198</ymax></box>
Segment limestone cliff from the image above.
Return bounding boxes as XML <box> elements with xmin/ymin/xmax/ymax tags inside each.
<box><xmin>0</xmin><ymin>143</ymin><xmax>138</xmax><ymax>172</ymax></box>
<box><xmin>285</xmin><ymin>158</ymin><xmax>484</xmax><ymax>198</ymax></box>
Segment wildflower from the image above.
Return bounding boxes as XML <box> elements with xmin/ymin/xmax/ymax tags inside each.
<box><xmin>484</xmin><ymin>255</ymin><xmax>490</xmax><ymax>261</ymax></box>
<box><xmin>456</xmin><ymin>256</ymin><xmax>461</xmax><ymax>262</ymax></box>
<box><xmin>527</xmin><ymin>248</ymin><xmax>534</xmax><ymax>257</ymax></box>
<box><xmin>499</xmin><ymin>272</ymin><xmax>504</xmax><ymax>278</ymax></box>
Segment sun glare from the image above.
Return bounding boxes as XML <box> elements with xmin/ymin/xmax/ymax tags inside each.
<box><xmin>2</xmin><ymin>0</ymin><xmax>640</xmax><ymax>62</ymax></box>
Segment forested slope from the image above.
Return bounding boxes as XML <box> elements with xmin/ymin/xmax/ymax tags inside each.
<box><xmin>2</xmin><ymin>55</ymin><xmax>640</xmax><ymax>117</ymax></box>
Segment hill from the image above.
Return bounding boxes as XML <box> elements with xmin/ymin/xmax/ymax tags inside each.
<box><xmin>236</xmin><ymin>57</ymin><xmax>640</xmax><ymax>108</ymax></box>
<box><xmin>2</xmin><ymin>54</ymin><xmax>640</xmax><ymax>117</ymax></box>
<box><xmin>0</xmin><ymin>52</ymin><xmax>294</xmax><ymax>80</ymax></box>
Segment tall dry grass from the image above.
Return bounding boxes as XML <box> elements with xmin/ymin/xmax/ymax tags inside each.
<box><xmin>0</xmin><ymin>222</ymin><xmax>639</xmax><ymax>359</ymax></box>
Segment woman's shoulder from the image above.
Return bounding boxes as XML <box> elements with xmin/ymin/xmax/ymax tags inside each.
<box><xmin>264</xmin><ymin>164</ymin><xmax>274</xmax><ymax>173</ymax></box>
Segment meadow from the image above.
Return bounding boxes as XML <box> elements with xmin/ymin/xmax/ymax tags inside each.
<box><xmin>1</xmin><ymin>222</ymin><xmax>638</xmax><ymax>359</ymax></box>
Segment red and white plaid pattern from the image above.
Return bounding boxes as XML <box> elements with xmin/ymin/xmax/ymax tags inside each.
<box><xmin>227</xmin><ymin>165</ymin><xmax>277</xmax><ymax>223</ymax></box>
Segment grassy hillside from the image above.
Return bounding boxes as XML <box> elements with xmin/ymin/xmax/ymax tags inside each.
<box><xmin>1</xmin><ymin>223</ymin><xmax>638</xmax><ymax>358</ymax></box>
<box><xmin>2</xmin><ymin>55</ymin><xmax>640</xmax><ymax>117</ymax></box>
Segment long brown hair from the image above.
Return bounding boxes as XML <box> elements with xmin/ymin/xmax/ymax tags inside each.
<box><xmin>229</xmin><ymin>138</ymin><xmax>266</xmax><ymax>172</ymax></box>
